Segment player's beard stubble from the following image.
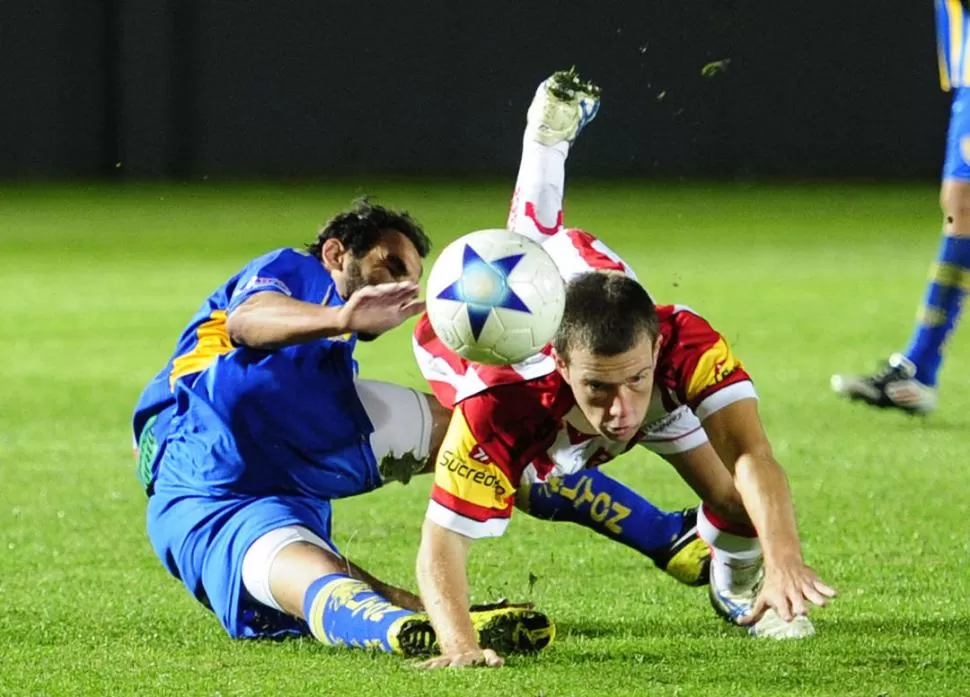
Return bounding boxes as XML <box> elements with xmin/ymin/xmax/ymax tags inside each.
<box><xmin>344</xmin><ymin>258</ymin><xmax>379</xmax><ymax>342</ymax></box>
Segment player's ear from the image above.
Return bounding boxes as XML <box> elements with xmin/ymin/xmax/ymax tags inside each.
<box><xmin>320</xmin><ymin>238</ymin><xmax>347</xmax><ymax>272</ymax></box>
<box><xmin>552</xmin><ymin>348</ymin><xmax>570</xmax><ymax>382</ymax></box>
<box><xmin>652</xmin><ymin>334</ymin><xmax>663</xmax><ymax>362</ymax></box>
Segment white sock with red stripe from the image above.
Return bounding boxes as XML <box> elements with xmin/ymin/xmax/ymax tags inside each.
<box><xmin>507</xmin><ymin>139</ymin><xmax>568</xmax><ymax>242</ymax></box>
<box><xmin>697</xmin><ymin>503</ymin><xmax>762</xmax><ymax>593</ymax></box>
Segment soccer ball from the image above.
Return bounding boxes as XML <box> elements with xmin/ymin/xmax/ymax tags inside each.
<box><xmin>425</xmin><ymin>229</ymin><xmax>565</xmax><ymax>365</ymax></box>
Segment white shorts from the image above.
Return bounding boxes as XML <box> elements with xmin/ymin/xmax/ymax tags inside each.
<box><xmin>241</xmin><ymin>379</ymin><xmax>432</xmax><ymax>613</ymax></box>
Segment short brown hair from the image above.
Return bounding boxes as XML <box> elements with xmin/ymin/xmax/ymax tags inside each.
<box><xmin>553</xmin><ymin>272</ymin><xmax>659</xmax><ymax>361</ymax></box>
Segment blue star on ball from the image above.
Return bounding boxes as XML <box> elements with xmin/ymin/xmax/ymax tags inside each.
<box><xmin>436</xmin><ymin>243</ymin><xmax>531</xmax><ymax>340</ymax></box>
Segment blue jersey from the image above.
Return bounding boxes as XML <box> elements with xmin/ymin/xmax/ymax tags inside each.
<box><xmin>132</xmin><ymin>248</ymin><xmax>354</xmax><ymax>485</ymax></box>
<box><xmin>146</xmin><ymin>332</ymin><xmax>380</xmax><ymax>639</ymax></box>
<box><xmin>157</xmin><ymin>335</ymin><xmax>379</xmax><ymax>501</ymax></box>
<box><xmin>937</xmin><ymin>0</ymin><xmax>970</xmax><ymax>90</ymax></box>
<box><xmin>143</xmin><ymin>248</ymin><xmax>380</xmax><ymax>640</ymax></box>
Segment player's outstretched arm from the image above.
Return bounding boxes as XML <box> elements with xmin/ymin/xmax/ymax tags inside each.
<box><xmin>701</xmin><ymin>398</ymin><xmax>837</xmax><ymax>624</ymax></box>
<box><xmin>227</xmin><ymin>281</ymin><xmax>424</xmax><ymax>349</ymax></box>
<box><xmin>415</xmin><ymin>519</ymin><xmax>503</xmax><ymax>669</ymax></box>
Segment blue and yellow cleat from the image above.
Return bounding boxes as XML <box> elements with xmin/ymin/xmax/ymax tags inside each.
<box><xmin>650</xmin><ymin>508</ymin><xmax>711</xmax><ymax>587</ymax></box>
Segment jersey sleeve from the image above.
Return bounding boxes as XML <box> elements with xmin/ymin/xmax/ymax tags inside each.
<box><xmin>638</xmin><ymin>405</ymin><xmax>709</xmax><ymax>456</ymax></box>
<box><xmin>541</xmin><ymin>228</ymin><xmax>639</xmax><ymax>283</ymax></box>
<box><xmin>426</xmin><ymin>384</ymin><xmax>552</xmax><ymax>539</ymax></box>
<box><xmin>412</xmin><ymin>312</ymin><xmax>469</xmax><ymax>407</ymax></box>
<box><xmin>228</xmin><ymin>250</ymin><xmax>316</xmax><ymax>312</ymax></box>
<box><xmin>664</xmin><ymin>310</ymin><xmax>758</xmax><ymax>421</ymax></box>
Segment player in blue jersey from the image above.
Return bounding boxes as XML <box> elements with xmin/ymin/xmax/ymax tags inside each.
<box><xmin>139</xmin><ymin>200</ymin><xmax>559</xmax><ymax>656</ymax></box>
<box><xmin>133</xmin><ymin>200</ymin><xmax>431</xmax><ymax>491</ymax></box>
<box><xmin>832</xmin><ymin>0</ymin><xmax>970</xmax><ymax>414</ymax></box>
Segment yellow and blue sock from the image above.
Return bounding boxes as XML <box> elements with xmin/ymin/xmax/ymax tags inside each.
<box><xmin>904</xmin><ymin>235</ymin><xmax>970</xmax><ymax>386</ymax></box>
<box><xmin>302</xmin><ymin>574</ymin><xmax>416</xmax><ymax>653</ymax></box>
<box><xmin>524</xmin><ymin>469</ymin><xmax>684</xmax><ymax>561</ymax></box>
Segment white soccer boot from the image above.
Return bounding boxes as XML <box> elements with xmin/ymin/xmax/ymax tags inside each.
<box><xmin>831</xmin><ymin>353</ymin><xmax>937</xmax><ymax>415</ymax></box>
<box><xmin>525</xmin><ymin>68</ymin><xmax>602</xmax><ymax>147</ymax></box>
<box><xmin>709</xmin><ymin>570</ymin><xmax>816</xmax><ymax>640</ymax></box>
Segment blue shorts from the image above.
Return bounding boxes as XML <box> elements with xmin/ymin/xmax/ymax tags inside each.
<box><xmin>147</xmin><ymin>485</ymin><xmax>337</xmax><ymax>639</ymax></box>
<box><xmin>943</xmin><ymin>88</ymin><xmax>970</xmax><ymax>181</ymax></box>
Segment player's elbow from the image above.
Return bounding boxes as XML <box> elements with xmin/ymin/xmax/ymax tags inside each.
<box><xmin>226</xmin><ymin>310</ymin><xmax>259</xmax><ymax>348</ymax></box>
<box><xmin>225</xmin><ymin>298</ymin><xmax>274</xmax><ymax>349</ymax></box>
<box><xmin>225</xmin><ymin>309</ymin><xmax>249</xmax><ymax>346</ymax></box>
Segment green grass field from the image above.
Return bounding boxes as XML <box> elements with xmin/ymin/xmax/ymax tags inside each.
<box><xmin>1</xmin><ymin>181</ymin><xmax>968</xmax><ymax>696</ymax></box>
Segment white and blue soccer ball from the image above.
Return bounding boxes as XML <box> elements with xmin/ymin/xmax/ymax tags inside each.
<box><xmin>426</xmin><ymin>228</ymin><xmax>565</xmax><ymax>366</ymax></box>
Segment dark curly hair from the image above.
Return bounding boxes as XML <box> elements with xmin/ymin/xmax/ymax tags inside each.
<box><xmin>305</xmin><ymin>198</ymin><xmax>432</xmax><ymax>260</ymax></box>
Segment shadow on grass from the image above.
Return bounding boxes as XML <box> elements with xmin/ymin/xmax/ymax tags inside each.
<box><xmin>821</xmin><ymin>615</ymin><xmax>970</xmax><ymax>641</ymax></box>
<box><xmin>555</xmin><ymin>616</ymin><xmax>731</xmax><ymax>642</ymax></box>
<box><xmin>552</xmin><ymin>614</ymin><xmax>970</xmax><ymax>669</ymax></box>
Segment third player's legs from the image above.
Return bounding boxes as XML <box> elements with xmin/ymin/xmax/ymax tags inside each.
<box><xmin>832</xmin><ymin>88</ymin><xmax>970</xmax><ymax>414</ymax></box>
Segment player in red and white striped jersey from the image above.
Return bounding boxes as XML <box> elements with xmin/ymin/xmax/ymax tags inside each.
<box><xmin>413</xmin><ymin>71</ymin><xmax>836</xmax><ymax>670</ymax></box>
<box><xmin>413</xmin><ymin>76</ymin><xmax>709</xmax><ymax>594</ymax></box>
<box><xmin>416</xmin><ymin>298</ymin><xmax>754</xmax><ymax>536</ymax></box>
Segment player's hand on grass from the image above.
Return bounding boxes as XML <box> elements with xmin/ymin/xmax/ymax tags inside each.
<box><xmin>339</xmin><ymin>281</ymin><xmax>425</xmax><ymax>337</ymax></box>
<box><xmin>739</xmin><ymin>562</ymin><xmax>838</xmax><ymax>625</ymax></box>
<box><xmin>416</xmin><ymin>648</ymin><xmax>504</xmax><ymax>670</ymax></box>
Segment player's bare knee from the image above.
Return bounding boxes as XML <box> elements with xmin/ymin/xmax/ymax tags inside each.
<box><xmin>940</xmin><ymin>180</ymin><xmax>970</xmax><ymax>236</ymax></box>
<box><xmin>699</xmin><ymin>472</ymin><xmax>748</xmax><ymax>522</ymax></box>
<box><xmin>267</xmin><ymin>541</ymin><xmax>346</xmax><ymax>617</ymax></box>
<box><xmin>704</xmin><ymin>493</ymin><xmax>749</xmax><ymax>525</ymax></box>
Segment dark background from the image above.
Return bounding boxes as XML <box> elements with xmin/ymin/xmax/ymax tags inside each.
<box><xmin>0</xmin><ymin>0</ymin><xmax>947</xmax><ymax>180</ymax></box>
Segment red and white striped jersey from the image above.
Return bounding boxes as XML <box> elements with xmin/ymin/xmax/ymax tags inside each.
<box><xmin>413</xmin><ymin>229</ymin><xmax>758</xmax><ymax>539</ymax></box>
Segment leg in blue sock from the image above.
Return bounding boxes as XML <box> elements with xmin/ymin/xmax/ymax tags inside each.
<box><xmin>904</xmin><ymin>235</ymin><xmax>970</xmax><ymax>386</ymax></box>
<box><xmin>905</xmin><ymin>98</ymin><xmax>970</xmax><ymax>387</ymax></box>
<box><xmin>831</xmin><ymin>110</ymin><xmax>970</xmax><ymax>413</ymax></box>
<box><xmin>518</xmin><ymin>468</ymin><xmax>708</xmax><ymax>584</ymax></box>
<box><xmin>250</xmin><ymin>537</ymin><xmax>430</xmax><ymax>654</ymax></box>
<box><xmin>303</xmin><ymin>573</ymin><xmax>426</xmax><ymax>653</ymax></box>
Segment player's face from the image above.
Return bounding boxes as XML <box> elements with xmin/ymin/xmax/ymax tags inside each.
<box><xmin>556</xmin><ymin>333</ymin><xmax>661</xmax><ymax>443</ymax></box>
<box><xmin>324</xmin><ymin>228</ymin><xmax>424</xmax><ymax>301</ymax></box>
<box><xmin>348</xmin><ymin>228</ymin><xmax>424</xmax><ymax>295</ymax></box>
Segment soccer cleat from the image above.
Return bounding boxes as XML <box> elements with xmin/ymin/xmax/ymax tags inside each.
<box><xmin>650</xmin><ymin>508</ymin><xmax>711</xmax><ymax>587</ymax></box>
<box><xmin>709</xmin><ymin>573</ymin><xmax>816</xmax><ymax>640</ymax></box>
<box><xmin>390</xmin><ymin>614</ymin><xmax>439</xmax><ymax>656</ymax></box>
<box><xmin>526</xmin><ymin>67</ymin><xmax>602</xmax><ymax>147</ymax></box>
<box><xmin>831</xmin><ymin>353</ymin><xmax>937</xmax><ymax>415</ymax></box>
<box><xmin>469</xmin><ymin>598</ymin><xmax>533</xmax><ymax>612</ymax></box>
<box><xmin>389</xmin><ymin>606</ymin><xmax>555</xmax><ymax>657</ymax></box>
<box><xmin>472</xmin><ymin>606</ymin><xmax>556</xmax><ymax>654</ymax></box>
